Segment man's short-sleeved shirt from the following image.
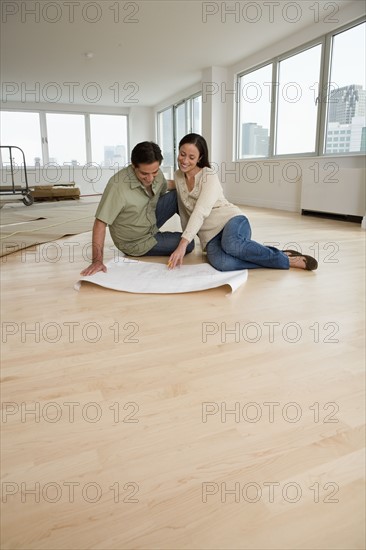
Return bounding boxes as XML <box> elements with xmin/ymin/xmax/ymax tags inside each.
<box><xmin>95</xmin><ymin>165</ymin><xmax>167</xmax><ymax>256</ymax></box>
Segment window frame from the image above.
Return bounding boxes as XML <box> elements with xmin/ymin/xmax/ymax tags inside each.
<box><xmin>156</xmin><ymin>105</ymin><xmax>174</xmax><ymax>179</ymax></box>
<box><xmin>0</xmin><ymin>109</ymin><xmax>130</xmax><ymax>168</ymax></box>
<box><xmin>157</xmin><ymin>91</ymin><xmax>202</xmax><ymax>172</ymax></box>
<box><xmin>235</xmin><ymin>59</ymin><xmax>275</xmax><ymax>160</ymax></box>
<box><xmin>235</xmin><ymin>16</ymin><xmax>366</xmax><ymax>160</ymax></box>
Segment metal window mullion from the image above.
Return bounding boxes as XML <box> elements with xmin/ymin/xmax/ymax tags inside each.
<box><xmin>317</xmin><ymin>34</ymin><xmax>332</xmax><ymax>156</ymax></box>
<box><xmin>184</xmin><ymin>100</ymin><xmax>188</xmax><ymax>135</ymax></box>
<box><xmin>235</xmin><ymin>74</ymin><xmax>241</xmax><ymax>160</ymax></box>
<box><xmin>167</xmin><ymin>107</ymin><xmax>174</xmax><ymax>172</ymax></box>
<box><xmin>85</xmin><ymin>114</ymin><xmax>91</xmax><ymax>165</ymax></box>
<box><xmin>173</xmin><ymin>100</ymin><xmax>185</xmax><ymax>170</ymax></box>
<box><xmin>126</xmin><ymin>114</ymin><xmax>130</xmax><ymax>164</ymax></box>
<box><xmin>157</xmin><ymin>111</ymin><xmax>162</xmax><ymax>144</ymax></box>
<box><xmin>187</xmin><ymin>99</ymin><xmax>192</xmax><ymax>134</ymax></box>
<box><xmin>269</xmin><ymin>62</ymin><xmax>278</xmax><ymax>158</ymax></box>
<box><xmin>172</xmin><ymin>104</ymin><xmax>178</xmax><ymax>171</ymax></box>
<box><xmin>39</xmin><ymin>112</ymin><xmax>49</xmax><ymax>164</ymax></box>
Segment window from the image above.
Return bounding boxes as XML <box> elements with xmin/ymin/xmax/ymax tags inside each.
<box><xmin>236</xmin><ymin>18</ymin><xmax>365</xmax><ymax>158</ymax></box>
<box><xmin>192</xmin><ymin>95</ymin><xmax>202</xmax><ymax>134</ymax></box>
<box><xmin>0</xmin><ymin>111</ymin><xmax>129</xmax><ymax>167</ymax></box>
<box><xmin>276</xmin><ymin>44</ymin><xmax>322</xmax><ymax>155</ymax></box>
<box><xmin>237</xmin><ymin>64</ymin><xmax>272</xmax><ymax>158</ymax></box>
<box><xmin>0</xmin><ymin>111</ymin><xmax>42</xmax><ymax>167</ymax></box>
<box><xmin>157</xmin><ymin>93</ymin><xmax>202</xmax><ymax>173</ymax></box>
<box><xmin>174</xmin><ymin>94</ymin><xmax>202</xmax><ymax>148</ymax></box>
<box><xmin>46</xmin><ymin>113</ymin><xmax>86</xmax><ymax>166</ymax></box>
<box><xmin>175</xmin><ymin>102</ymin><xmax>187</xmax><ymax>148</ymax></box>
<box><xmin>158</xmin><ymin>107</ymin><xmax>174</xmax><ymax>179</ymax></box>
<box><xmin>325</xmin><ymin>21</ymin><xmax>366</xmax><ymax>154</ymax></box>
<box><xmin>90</xmin><ymin>114</ymin><xmax>128</xmax><ymax>169</ymax></box>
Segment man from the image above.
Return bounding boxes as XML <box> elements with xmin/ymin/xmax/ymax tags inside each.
<box><xmin>80</xmin><ymin>141</ymin><xmax>194</xmax><ymax>276</ymax></box>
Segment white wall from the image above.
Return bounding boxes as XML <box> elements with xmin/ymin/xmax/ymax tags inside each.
<box><xmin>0</xmin><ymin>164</ymin><xmax>114</xmax><ymax>196</ymax></box>
<box><xmin>129</xmin><ymin>106</ymin><xmax>155</xmax><ymax>144</ymax></box>
<box><xmin>221</xmin><ymin>156</ymin><xmax>365</xmax><ymax>216</ymax></box>
<box><xmin>201</xmin><ymin>66</ymin><xmax>228</xmax><ymax>169</ymax></box>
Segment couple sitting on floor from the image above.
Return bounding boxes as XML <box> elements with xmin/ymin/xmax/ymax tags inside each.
<box><xmin>80</xmin><ymin>134</ymin><xmax>317</xmax><ymax>277</ymax></box>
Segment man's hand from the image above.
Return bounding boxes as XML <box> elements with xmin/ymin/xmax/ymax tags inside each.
<box><xmin>80</xmin><ymin>219</ymin><xmax>107</xmax><ymax>276</ymax></box>
<box><xmin>80</xmin><ymin>261</ymin><xmax>107</xmax><ymax>276</ymax></box>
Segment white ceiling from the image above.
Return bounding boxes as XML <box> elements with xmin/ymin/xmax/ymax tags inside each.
<box><xmin>0</xmin><ymin>0</ymin><xmax>359</xmax><ymax>107</ymax></box>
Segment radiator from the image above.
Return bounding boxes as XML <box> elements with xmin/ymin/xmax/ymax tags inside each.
<box><xmin>300</xmin><ymin>167</ymin><xmax>365</xmax><ymax>217</ymax></box>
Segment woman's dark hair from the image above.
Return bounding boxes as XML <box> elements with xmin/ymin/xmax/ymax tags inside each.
<box><xmin>179</xmin><ymin>133</ymin><xmax>211</xmax><ymax>168</ymax></box>
<box><xmin>131</xmin><ymin>141</ymin><xmax>163</xmax><ymax>167</ymax></box>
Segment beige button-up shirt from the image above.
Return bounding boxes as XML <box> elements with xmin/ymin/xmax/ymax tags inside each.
<box><xmin>175</xmin><ymin>167</ymin><xmax>242</xmax><ymax>250</ymax></box>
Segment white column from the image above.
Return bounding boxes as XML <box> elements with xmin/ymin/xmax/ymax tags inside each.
<box><xmin>201</xmin><ymin>66</ymin><xmax>228</xmax><ymax>169</ymax></box>
<box><xmin>129</xmin><ymin>106</ymin><xmax>155</xmax><ymax>148</ymax></box>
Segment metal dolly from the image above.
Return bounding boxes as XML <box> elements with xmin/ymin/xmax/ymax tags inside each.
<box><xmin>0</xmin><ymin>145</ymin><xmax>34</xmax><ymax>206</ymax></box>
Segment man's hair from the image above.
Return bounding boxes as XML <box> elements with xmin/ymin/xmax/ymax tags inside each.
<box><xmin>131</xmin><ymin>142</ymin><xmax>163</xmax><ymax>167</ymax></box>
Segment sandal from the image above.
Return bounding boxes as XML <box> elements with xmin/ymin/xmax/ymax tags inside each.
<box><xmin>283</xmin><ymin>250</ymin><xmax>318</xmax><ymax>271</ymax></box>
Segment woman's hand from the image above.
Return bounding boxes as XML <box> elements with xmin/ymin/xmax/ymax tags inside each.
<box><xmin>168</xmin><ymin>239</ymin><xmax>189</xmax><ymax>270</ymax></box>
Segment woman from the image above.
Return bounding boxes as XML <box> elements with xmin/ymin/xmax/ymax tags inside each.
<box><xmin>168</xmin><ymin>133</ymin><xmax>317</xmax><ymax>272</ymax></box>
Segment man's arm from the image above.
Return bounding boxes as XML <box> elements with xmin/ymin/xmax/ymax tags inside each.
<box><xmin>80</xmin><ymin>218</ymin><xmax>107</xmax><ymax>275</ymax></box>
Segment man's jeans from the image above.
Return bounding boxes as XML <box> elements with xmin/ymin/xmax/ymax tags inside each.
<box><xmin>145</xmin><ymin>190</ymin><xmax>195</xmax><ymax>256</ymax></box>
<box><xmin>206</xmin><ymin>215</ymin><xmax>290</xmax><ymax>271</ymax></box>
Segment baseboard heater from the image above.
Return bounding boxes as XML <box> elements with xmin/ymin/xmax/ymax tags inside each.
<box><xmin>301</xmin><ymin>209</ymin><xmax>363</xmax><ymax>223</ymax></box>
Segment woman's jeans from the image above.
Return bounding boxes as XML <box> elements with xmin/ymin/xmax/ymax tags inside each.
<box><xmin>145</xmin><ymin>190</ymin><xmax>195</xmax><ymax>256</ymax></box>
<box><xmin>206</xmin><ymin>215</ymin><xmax>289</xmax><ymax>271</ymax></box>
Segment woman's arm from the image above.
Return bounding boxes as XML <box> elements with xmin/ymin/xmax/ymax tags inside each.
<box><xmin>180</xmin><ymin>171</ymin><xmax>222</xmax><ymax>243</ymax></box>
<box><xmin>167</xmin><ymin>171</ymin><xmax>222</xmax><ymax>269</ymax></box>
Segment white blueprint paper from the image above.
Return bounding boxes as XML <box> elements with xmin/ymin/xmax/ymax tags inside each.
<box><xmin>75</xmin><ymin>257</ymin><xmax>248</xmax><ymax>294</ymax></box>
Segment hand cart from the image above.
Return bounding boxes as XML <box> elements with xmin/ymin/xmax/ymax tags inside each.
<box><xmin>0</xmin><ymin>145</ymin><xmax>34</xmax><ymax>206</ymax></box>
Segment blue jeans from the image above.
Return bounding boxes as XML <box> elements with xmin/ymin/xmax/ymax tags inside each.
<box><xmin>206</xmin><ymin>215</ymin><xmax>289</xmax><ymax>271</ymax></box>
<box><xmin>145</xmin><ymin>190</ymin><xmax>195</xmax><ymax>256</ymax></box>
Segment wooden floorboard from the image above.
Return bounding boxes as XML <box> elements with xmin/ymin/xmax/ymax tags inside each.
<box><xmin>1</xmin><ymin>202</ymin><xmax>365</xmax><ymax>549</ymax></box>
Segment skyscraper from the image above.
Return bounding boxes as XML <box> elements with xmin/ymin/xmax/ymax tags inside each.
<box><xmin>326</xmin><ymin>84</ymin><xmax>366</xmax><ymax>153</ymax></box>
<box><xmin>103</xmin><ymin>145</ymin><xmax>126</xmax><ymax>168</ymax></box>
<box><xmin>241</xmin><ymin>123</ymin><xmax>269</xmax><ymax>157</ymax></box>
<box><xmin>328</xmin><ymin>85</ymin><xmax>366</xmax><ymax>124</ymax></box>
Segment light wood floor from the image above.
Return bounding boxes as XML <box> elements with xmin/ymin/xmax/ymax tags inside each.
<box><xmin>1</xmin><ymin>202</ymin><xmax>365</xmax><ymax>550</ymax></box>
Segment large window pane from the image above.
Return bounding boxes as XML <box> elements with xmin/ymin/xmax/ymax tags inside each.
<box><xmin>90</xmin><ymin>114</ymin><xmax>128</xmax><ymax>168</ymax></box>
<box><xmin>158</xmin><ymin>95</ymin><xmax>202</xmax><ymax>176</ymax></box>
<box><xmin>158</xmin><ymin>108</ymin><xmax>174</xmax><ymax>179</ymax></box>
<box><xmin>175</xmin><ymin>102</ymin><xmax>187</xmax><ymax>148</ymax></box>
<box><xmin>192</xmin><ymin>95</ymin><xmax>202</xmax><ymax>134</ymax></box>
<box><xmin>46</xmin><ymin>113</ymin><xmax>86</xmax><ymax>166</ymax></box>
<box><xmin>0</xmin><ymin>111</ymin><xmax>42</xmax><ymax>167</ymax></box>
<box><xmin>238</xmin><ymin>64</ymin><xmax>272</xmax><ymax>158</ymax></box>
<box><xmin>276</xmin><ymin>44</ymin><xmax>322</xmax><ymax>155</ymax></box>
<box><xmin>325</xmin><ymin>22</ymin><xmax>366</xmax><ymax>154</ymax></box>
